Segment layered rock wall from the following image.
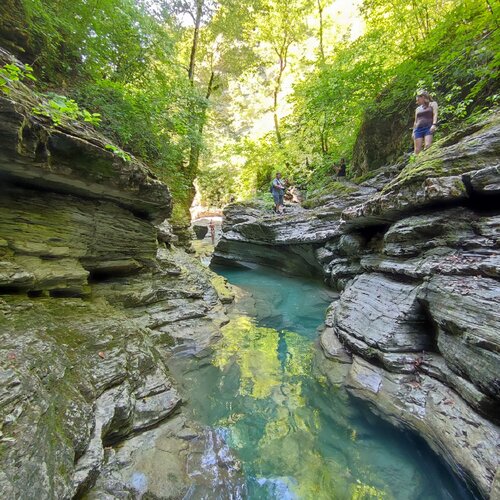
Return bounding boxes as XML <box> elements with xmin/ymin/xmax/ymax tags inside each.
<box><xmin>0</xmin><ymin>51</ymin><xmax>232</xmax><ymax>498</ymax></box>
<box><xmin>214</xmin><ymin>112</ymin><xmax>500</xmax><ymax>497</ymax></box>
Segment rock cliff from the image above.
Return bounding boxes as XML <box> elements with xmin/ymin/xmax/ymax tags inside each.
<box><xmin>0</xmin><ymin>51</ymin><xmax>236</xmax><ymax>498</ymax></box>
<box><xmin>214</xmin><ymin>111</ymin><xmax>500</xmax><ymax>498</ymax></box>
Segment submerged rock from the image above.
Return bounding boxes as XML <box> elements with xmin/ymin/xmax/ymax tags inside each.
<box><xmin>87</xmin><ymin>415</ymin><xmax>246</xmax><ymax>499</ymax></box>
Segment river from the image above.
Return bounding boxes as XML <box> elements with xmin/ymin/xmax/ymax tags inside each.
<box><xmin>169</xmin><ymin>264</ymin><xmax>479</xmax><ymax>499</ymax></box>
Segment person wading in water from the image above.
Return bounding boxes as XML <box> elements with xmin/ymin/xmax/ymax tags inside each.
<box><xmin>209</xmin><ymin>219</ymin><xmax>216</xmax><ymax>245</ymax></box>
<box><xmin>413</xmin><ymin>91</ymin><xmax>438</xmax><ymax>155</ymax></box>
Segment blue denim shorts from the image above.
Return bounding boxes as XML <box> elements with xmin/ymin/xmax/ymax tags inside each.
<box><xmin>272</xmin><ymin>192</ymin><xmax>284</xmax><ymax>204</ymax></box>
<box><xmin>414</xmin><ymin>126</ymin><xmax>433</xmax><ymax>139</ymax></box>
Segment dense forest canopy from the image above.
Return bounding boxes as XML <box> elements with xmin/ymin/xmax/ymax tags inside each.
<box><xmin>0</xmin><ymin>0</ymin><xmax>498</xmax><ymax>215</ymax></box>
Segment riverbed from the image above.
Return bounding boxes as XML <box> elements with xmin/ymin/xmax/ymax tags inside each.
<box><xmin>170</xmin><ymin>265</ymin><xmax>480</xmax><ymax>499</ymax></box>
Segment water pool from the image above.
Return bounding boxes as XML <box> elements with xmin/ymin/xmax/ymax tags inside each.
<box><xmin>170</xmin><ymin>265</ymin><xmax>480</xmax><ymax>499</ymax></box>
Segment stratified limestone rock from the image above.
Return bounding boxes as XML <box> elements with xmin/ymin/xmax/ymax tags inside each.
<box><xmin>0</xmin><ymin>244</ymin><xmax>229</xmax><ymax>499</ymax></box>
<box><xmin>0</xmin><ymin>295</ymin><xmax>180</xmax><ymax>499</ymax></box>
<box><xmin>155</xmin><ymin>219</ymin><xmax>176</xmax><ymax>245</ymax></box>
<box><xmin>0</xmin><ymin>186</ymin><xmax>158</xmax><ymax>294</ymax></box>
<box><xmin>0</xmin><ymin>94</ymin><xmax>171</xmax><ymax>222</ymax></box>
<box><xmin>346</xmin><ymin>356</ymin><xmax>499</xmax><ymax>499</ymax></box>
<box><xmin>0</xmin><ymin>48</ymin><xmax>231</xmax><ymax>498</ymax></box>
<box><xmin>333</xmin><ymin>273</ymin><xmax>431</xmax><ymax>354</ymax></box>
<box><xmin>87</xmin><ymin>415</ymin><xmax>246</xmax><ymax>499</ymax></box>
<box><xmin>213</xmin><ymin>238</ymin><xmax>322</xmax><ymax>276</ymax></box>
<box><xmin>341</xmin><ymin>174</ymin><xmax>468</xmax><ymax>227</ymax></box>
<box><xmin>382</xmin><ymin>208</ymin><xmax>478</xmax><ymax>257</ymax></box>
<box><xmin>93</xmin><ymin>248</ymin><xmax>230</xmax><ymax>357</ymax></box>
<box><xmin>361</xmin><ymin>249</ymin><xmax>500</xmax><ymax>280</ymax></box>
<box><xmin>342</xmin><ymin>113</ymin><xmax>500</xmax><ymax>228</ymax></box>
<box><xmin>360</xmin><ymin>208</ymin><xmax>500</xmax><ymax>279</ymax></box>
<box><xmin>214</xmin><ymin>185</ymin><xmax>376</xmax><ymax>275</ymax></box>
<box><xmin>465</xmin><ymin>165</ymin><xmax>500</xmax><ymax>196</ymax></box>
<box><xmin>419</xmin><ymin>275</ymin><xmax>500</xmax><ymax>402</ymax></box>
<box><xmin>320</xmin><ymin>326</ymin><xmax>352</xmax><ymax>364</ymax></box>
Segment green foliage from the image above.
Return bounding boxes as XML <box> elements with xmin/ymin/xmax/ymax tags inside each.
<box><xmin>104</xmin><ymin>144</ymin><xmax>131</xmax><ymax>162</ymax></box>
<box><xmin>276</xmin><ymin>0</ymin><xmax>499</xmax><ymax>182</ymax></box>
<box><xmin>6</xmin><ymin>0</ymin><xmax>208</xmax><ymax>222</ymax></box>
<box><xmin>255</xmin><ymin>191</ymin><xmax>275</xmax><ymax>210</ymax></box>
<box><xmin>197</xmin><ymin>166</ymin><xmax>236</xmax><ymax>207</ymax></box>
<box><xmin>3</xmin><ymin>0</ymin><xmax>498</xmax><ymax>212</ymax></box>
<box><xmin>32</xmin><ymin>93</ymin><xmax>101</xmax><ymax>127</ymax></box>
<box><xmin>0</xmin><ymin>62</ymin><xmax>36</xmax><ymax>94</ymax></box>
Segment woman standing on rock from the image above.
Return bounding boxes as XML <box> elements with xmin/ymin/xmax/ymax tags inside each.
<box><xmin>413</xmin><ymin>91</ymin><xmax>438</xmax><ymax>154</ymax></box>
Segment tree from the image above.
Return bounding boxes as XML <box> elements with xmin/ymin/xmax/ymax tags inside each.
<box><xmin>253</xmin><ymin>0</ymin><xmax>313</xmax><ymax>144</ymax></box>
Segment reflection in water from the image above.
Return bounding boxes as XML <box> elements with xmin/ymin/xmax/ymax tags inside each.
<box><xmin>170</xmin><ymin>266</ymin><xmax>478</xmax><ymax>500</ymax></box>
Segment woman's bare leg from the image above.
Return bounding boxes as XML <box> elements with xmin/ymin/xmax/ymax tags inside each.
<box><xmin>424</xmin><ymin>134</ymin><xmax>433</xmax><ymax>149</ymax></box>
<box><xmin>414</xmin><ymin>137</ymin><xmax>424</xmax><ymax>154</ymax></box>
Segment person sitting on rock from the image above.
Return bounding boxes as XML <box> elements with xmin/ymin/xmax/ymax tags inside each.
<box><xmin>271</xmin><ymin>172</ymin><xmax>286</xmax><ymax>214</ymax></box>
<box><xmin>337</xmin><ymin>158</ymin><xmax>347</xmax><ymax>177</ymax></box>
<box><xmin>413</xmin><ymin>90</ymin><xmax>438</xmax><ymax>154</ymax></box>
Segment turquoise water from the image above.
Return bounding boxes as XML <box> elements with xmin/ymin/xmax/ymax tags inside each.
<box><xmin>171</xmin><ymin>265</ymin><xmax>480</xmax><ymax>500</ymax></box>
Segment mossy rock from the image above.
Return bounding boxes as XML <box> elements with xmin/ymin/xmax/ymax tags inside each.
<box><xmin>382</xmin><ymin>110</ymin><xmax>500</xmax><ymax>193</ymax></box>
<box><xmin>210</xmin><ymin>275</ymin><xmax>234</xmax><ymax>304</ymax></box>
<box><xmin>303</xmin><ymin>182</ymin><xmax>358</xmax><ymax>209</ymax></box>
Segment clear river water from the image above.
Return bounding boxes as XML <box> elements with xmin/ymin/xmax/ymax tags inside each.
<box><xmin>170</xmin><ymin>264</ymin><xmax>480</xmax><ymax>500</ymax></box>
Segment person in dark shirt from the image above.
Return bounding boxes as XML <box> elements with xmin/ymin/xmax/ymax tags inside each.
<box><xmin>337</xmin><ymin>158</ymin><xmax>346</xmax><ymax>177</ymax></box>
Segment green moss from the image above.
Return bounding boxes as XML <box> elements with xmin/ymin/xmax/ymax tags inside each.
<box><xmin>381</xmin><ymin>155</ymin><xmax>444</xmax><ymax>193</ymax></box>
<box><xmin>303</xmin><ymin>181</ymin><xmax>357</xmax><ymax>209</ymax></box>
<box><xmin>210</xmin><ymin>275</ymin><xmax>234</xmax><ymax>304</ymax></box>
<box><xmin>351</xmin><ymin>170</ymin><xmax>379</xmax><ymax>184</ymax></box>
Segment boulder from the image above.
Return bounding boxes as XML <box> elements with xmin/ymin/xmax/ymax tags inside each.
<box><xmin>419</xmin><ymin>275</ymin><xmax>500</xmax><ymax>403</ymax></box>
<box><xmin>333</xmin><ymin>273</ymin><xmax>431</xmax><ymax>354</ymax></box>
<box><xmin>193</xmin><ymin>224</ymin><xmax>209</xmax><ymax>240</ymax></box>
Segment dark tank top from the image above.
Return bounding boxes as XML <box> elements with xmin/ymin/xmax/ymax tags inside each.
<box><xmin>415</xmin><ymin>104</ymin><xmax>434</xmax><ymax>128</ymax></box>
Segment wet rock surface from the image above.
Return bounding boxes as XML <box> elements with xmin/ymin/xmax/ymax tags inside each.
<box><xmin>87</xmin><ymin>415</ymin><xmax>246</xmax><ymax>499</ymax></box>
<box><xmin>215</xmin><ymin>111</ymin><xmax>500</xmax><ymax>498</ymax></box>
<box><xmin>0</xmin><ymin>63</ymin><xmax>235</xmax><ymax>499</ymax></box>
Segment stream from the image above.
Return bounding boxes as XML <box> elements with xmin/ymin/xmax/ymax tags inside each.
<box><xmin>170</xmin><ymin>265</ymin><xmax>479</xmax><ymax>499</ymax></box>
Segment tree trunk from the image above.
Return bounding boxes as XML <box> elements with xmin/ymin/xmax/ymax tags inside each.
<box><xmin>187</xmin><ymin>70</ymin><xmax>215</xmax><ymax>175</ymax></box>
<box><xmin>273</xmin><ymin>45</ymin><xmax>288</xmax><ymax>144</ymax></box>
<box><xmin>320</xmin><ymin>111</ymin><xmax>328</xmax><ymax>153</ymax></box>
<box><xmin>188</xmin><ymin>0</ymin><xmax>203</xmax><ymax>82</ymax></box>
<box><xmin>317</xmin><ymin>0</ymin><xmax>325</xmax><ymax>63</ymax></box>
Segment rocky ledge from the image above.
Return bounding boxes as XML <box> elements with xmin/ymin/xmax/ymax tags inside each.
<box><xmin>0</xmin><ymin>50</ymin><xmax>236</xmax><ymax>499</ymax></box>
<box><xmin>214</xmin><ymin>111</ymin><xmax>500</xmax><ymax>498</ymax></box>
